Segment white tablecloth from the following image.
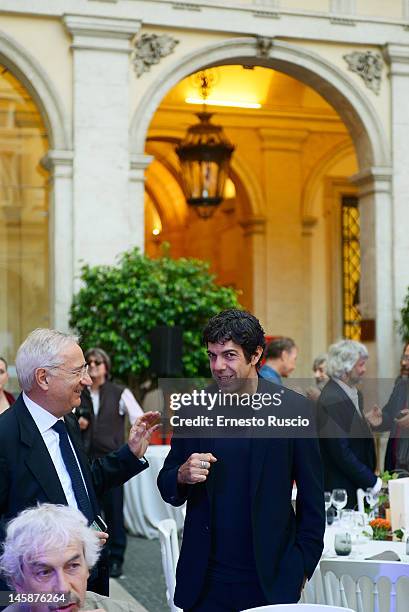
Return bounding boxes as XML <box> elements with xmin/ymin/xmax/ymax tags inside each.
<box><xmin>303</xmin><ymin>523</ymin><xmax>409</xmax><ymax>610</ymax></box>
<box><xmin>124</xmin><ymin>445</ymin><xmax>185</xmax><ymax>539</ymax></box>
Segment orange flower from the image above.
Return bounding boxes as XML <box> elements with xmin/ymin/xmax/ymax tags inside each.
<box><xmin>370</xmin><ymin>518</ymin><xmax>391</xmax><ymax>530</ymax></box>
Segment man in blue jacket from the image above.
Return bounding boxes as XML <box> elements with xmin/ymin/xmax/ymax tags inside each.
<box><xmin>158</xmin><ymin>309</ymin><xmax>325</xmax><ymax>612</ymax></box>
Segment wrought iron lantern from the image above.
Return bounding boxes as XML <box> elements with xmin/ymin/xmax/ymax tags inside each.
<box><xmin>176</xmin><ymin>72</ymin><xmax>235</xmax><ymax>219</ymax></box>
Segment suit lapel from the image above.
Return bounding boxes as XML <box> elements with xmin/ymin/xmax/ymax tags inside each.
<box><xmin>199</xmin><ymin>437</ymin><xmax>216</xmax><ymax>501</ymax></box>
<box><xmin>16</xmin><ymin>399</ymin><xmax>68</xmax><ymax>504</ymax></box>
<box><xmin>250</xmin><ymin>437</ymin><xmax>269</xmax><ymax>500</ymax></box>
<box><xmin>328</xmin><ymin>380</ymin><xmax>371</xmax><ymax>435</ymax></box>
<box><xmin>250</xmin><ymin>377</ymin><xmax>272</xmax><ymax>498</ymax></box>
<box><xmin>199</xmin><ymin>435</ymin><xmax>269</xmax><ymax>502</ymax></box>
<box><xmin>330</xmin><ymin>380</ymin><xmax>356</xmax><ymax>413</ymax></box>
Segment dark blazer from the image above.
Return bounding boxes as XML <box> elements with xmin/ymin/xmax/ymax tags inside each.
<box><xmin>157</xmin><ymin>380</ymin><xmax>325</xmax><ymax>610</ymax></box>
<box><xmin>317</xmin><ymin>378</ymin><xmax>376</xmax><ymax>508</ymax></box>
<box><xmin>375</xmin><ymin>377</ymin><xmax>409</xmax><ymax>471</ymax></box>
<box><xmin>0</xmin><ymin>393</ymin><xmax>148</xmax><ymax>539</ymax></box>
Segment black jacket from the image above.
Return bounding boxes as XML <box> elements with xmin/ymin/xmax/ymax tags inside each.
<box><xmin>0</xmin><ymin>394</ymin><xmax>148</xmax><ymax>534</ymax></box>
<box><xmin>317</xmin><ymin>378</ymin><xmax>376</xmax><ymax>508</ymax></box>
<box><xmin>157</xmin><ymin>378</ymin><xmax>325</xmax><ymax>609</ymax></box>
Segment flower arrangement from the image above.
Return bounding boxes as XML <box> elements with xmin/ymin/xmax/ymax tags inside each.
<box><xmin>369</xmin><ymin>518</ymin><xmax>392</xmax><ymax>541</ymax></box>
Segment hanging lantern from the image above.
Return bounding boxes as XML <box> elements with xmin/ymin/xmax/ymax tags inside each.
<box><xmin>176</xmin><ymin>71</ymin><xmax>235</xmax><ymax>219</ymax></box>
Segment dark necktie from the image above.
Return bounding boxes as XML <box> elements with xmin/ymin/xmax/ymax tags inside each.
<box><xmin>52</xmin><ymin>419</ymin><xmax>94</xmax><ymax>524</ymax></box>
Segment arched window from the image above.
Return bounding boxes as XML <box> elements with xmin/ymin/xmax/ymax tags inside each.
<box><xmin>341</xmin><ymin>195</ymin><xmax>361</xmax><ymax>340</ymax></box>
<box><xmin>0</xmin><ymin>64</ymin><xmax>49</xmax><ymax>363</ymax></box>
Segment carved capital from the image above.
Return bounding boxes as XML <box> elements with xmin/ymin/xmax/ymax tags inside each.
<box><xmin>41</xmin><ymin>150</ymin><xmax>74</xmax><ymax>179</ymax></box>
<box><xmin>240</xmin><ymin>216</ymin><xmax>266</xmax><ymax>237</ymax></box>
<box><xmin>383</xmin><ymin>44</ymin><xmax>409</xmax><ymax>77</ymax></box>
<box><xmin>64</xmin><ymin>15</ymin><xmax>141</xmax><ymax>52</ymax></box>
<box><xmin>131</xmin><ymin>33</ymin><xmax>179</xmax><ymax>78</ymax></box>
<box><xmin>301</xmin><ymin>215</ymin><xmax>318</xmax><ymax>236</ymax></box>
<box><xmin>130</xmin><ymin>154</ymin><xmax>154</xmax><ymax>182</ymax></box>
<box><xmin>350</xmin><ymin>166</ymin><xmax>392</xmax><ymax>197</ymax></box>
<box><xmin>343</xmin><ymin>50</ymin><xmax>383</xmax><ymax>94</ymax></box>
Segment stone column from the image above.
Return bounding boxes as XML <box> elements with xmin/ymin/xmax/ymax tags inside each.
<box><xmin>42</xmin><ymin>150</ymin><xmax>74</xmax><ymax>331</ymax></box>
<box><xmin>384</xmin><ymin>44</ymin><xmax>409</xmax><ymax>355</ymax></box>
<box><xmin>64</xmin><ymin>15</ymin><xmax>141</xmax><ymax>277</ymax></box>
<box><xmin>301</xmin><ymin>216</ymin><xmax>318</xmax><ymax>372</ymax></box>
<box><xmin>130</xmin><ymin>154</ymin><xmax>154</xmax><ymax>252</ymax></box>
<box><xmin>259</xmin><ymin>128</ymin><xmax>308</xmax><ymax>371</ymax></box>
<box><xmin>350</xmin><ymin>167</ymin><xmax>393</xmax><ymax>376</ymax></box>
<box><xmin>239</xmin><ymin>217</ymin><xmax>267</xmax><ymax>323</ymax></box>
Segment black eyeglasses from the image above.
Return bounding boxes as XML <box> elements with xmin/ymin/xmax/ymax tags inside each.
<box><xmin>87</xmin><ymin>358</ymin><xmax>103</xmax><ymax>366</ymax></box>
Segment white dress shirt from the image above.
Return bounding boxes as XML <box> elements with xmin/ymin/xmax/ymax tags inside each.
<box><xmin>91</xmin><ymin>386</ymin><xmax>143</xmax><ymax>425</ymax></box>
<box><xmin>23</xmin><ymin>392</ymin><xmax>89</xmax><ymax>509</ymax></box>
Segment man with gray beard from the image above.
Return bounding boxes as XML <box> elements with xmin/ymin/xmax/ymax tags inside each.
<box><xmin>317</xmin><ymin>340</ymin><xmax>381</xmax><ymax>509</ymax></box>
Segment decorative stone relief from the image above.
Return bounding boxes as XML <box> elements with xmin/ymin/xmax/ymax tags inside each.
<box><xmin>343</xmin><ymin>51</ymin><xmax>383</xmax><ymax>94</ymax></box>
<box><xmin>256</xmin><ymin>37</ymin><xmax>274</xmax><ymax>58</ymax></box>
<box><xmin>131</xmin><ymin>33</ymin><xmax>179</xmax><ymax>77</ymax></box>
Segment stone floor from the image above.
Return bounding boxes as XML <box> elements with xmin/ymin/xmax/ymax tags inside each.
<box><xmin>110</xmin><ymin>577</ymin><xmax>148</xmax><ymax>612</ymax></box>
<box><xmin>117</xmin><ymin>535</ymin><xmax>169</xmax><ymax>612</ymax></box>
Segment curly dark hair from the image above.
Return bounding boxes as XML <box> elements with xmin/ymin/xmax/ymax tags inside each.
<box><xmin>202</xmin><ymin>309</ymin><xmax>265</xmax><ymax>365</ymax></box>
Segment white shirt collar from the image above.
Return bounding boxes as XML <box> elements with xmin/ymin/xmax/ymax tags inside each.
<box><xmin>22</xmin><ymin>391</ymin><xmax>60</xmax><ymax>434</ymax></box>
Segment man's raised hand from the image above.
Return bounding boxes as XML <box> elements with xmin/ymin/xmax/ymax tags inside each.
<box><xmin>128</xmin><ymin>411</ymin><xmax>161</xmax><ymax>458</ymax></box>
<box><xmin>177</xmin><ymin>452</ymin><xmax>217</xmax><ymax>485</ymax></box>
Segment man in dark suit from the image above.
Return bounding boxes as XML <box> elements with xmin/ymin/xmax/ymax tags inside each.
<box><xmin>317</xmin><ymin>339</ymin><xmax>381</xmax><ymax>509</ymax></box>
<box><xmin>158</xmin><ymin>309</ymin><xmax>325</xmax><ymax>612</ymax></box>
<box><xmin>0</xmin><ymin>328</ymin><xmax>159</xmax><ymax>596</ymax></box>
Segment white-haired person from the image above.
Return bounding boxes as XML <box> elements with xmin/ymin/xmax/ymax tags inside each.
<box><xmin>0</xmin><ymin>503</ymin><xmax>137</xmax><ymax>611</ymax></box>
<box><xmin>0</xmin><ymin>328</ymin><xmax>160</xmax><ymax>595</ymax></box>
<box><xmin>316</xmin><ymin>339</ymin><xmax>381</xmax><ymax>509</ymax></box>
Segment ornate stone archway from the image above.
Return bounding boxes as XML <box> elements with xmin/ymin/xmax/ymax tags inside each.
<box><xmin>0</xmin><ymin>29</ymin><xmax>72</xmax><ymax>331</ymax></box>
<box><xmin>130</xmin><ymin>37</ymin><xmax>389</xmax><ymax>168</ymax></box>
<box><xmin>130</xmin><ymin>37</ymin><xmax>393</xmax><ymax>374</ymax></box>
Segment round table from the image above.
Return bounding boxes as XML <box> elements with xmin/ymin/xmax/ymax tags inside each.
<box><xmin>124</xmin><ymin>444</ymin><xmax>185</xmax><ymax>539</ymax></box>
<box><xmin>303</xmin><ymin>522</ymin><xmax>409</xmax><ymax>609</ymax></box>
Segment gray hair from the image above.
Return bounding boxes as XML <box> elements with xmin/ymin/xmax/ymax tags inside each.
<box><xmin>15</xmin><ymin>328</ymin><xmax>78</xmax><ymax>392</ymax></box>
<box><xmin>0</xmin><ymin>504</ymin><xmax>100</xmax><ymax>588</ymax></box>
<box><xmin>327</xmin><ymin>340</ymin><xmax>368</xmax><ymax>378</ymax></box>
<box><xmin>312</xmin><ymin>353</ymin><xmax>327</xmax><ymax>371</ymax></box>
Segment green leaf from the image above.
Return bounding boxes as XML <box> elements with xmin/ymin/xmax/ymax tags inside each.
<box><xmin>69</xmin><ymin>246</ymin><xmax>241</xmax><ymax>384</ymax></box>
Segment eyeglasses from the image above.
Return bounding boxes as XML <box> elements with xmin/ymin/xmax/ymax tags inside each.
<box><xmin>87</xmin><ymin>358</ymin><xmax>103</xmax><ymax>366</ymax></box>
<box><xmin>401</xmin><ymin>355</ymin><xmax>409</xmax><ymax>362</ymax></box>
<box><xmin>46</xmin><ymin>363</ymin><xmax>89</xmax><ymax>378</ymax></box>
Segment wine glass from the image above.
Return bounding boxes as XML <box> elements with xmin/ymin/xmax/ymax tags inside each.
<box><xmin>324</xmin><ymin>491</ymin><xmax>332</xmax><ymax>524</ymax></box>
<box><xmin>332</xmin><ymin>489</ymin><xmax>348</xmax><ymax>520</ymax></box>
<box><xmin>365</xmin><ymin>487</ymin><xmax>379</xmax><ymax>520</ymax></box>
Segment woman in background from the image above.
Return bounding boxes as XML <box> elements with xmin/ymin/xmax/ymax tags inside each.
<box><xmin>0</xmin><ymin>357</ymin><xmax>14</xmax><ymax>414</ymax></box>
